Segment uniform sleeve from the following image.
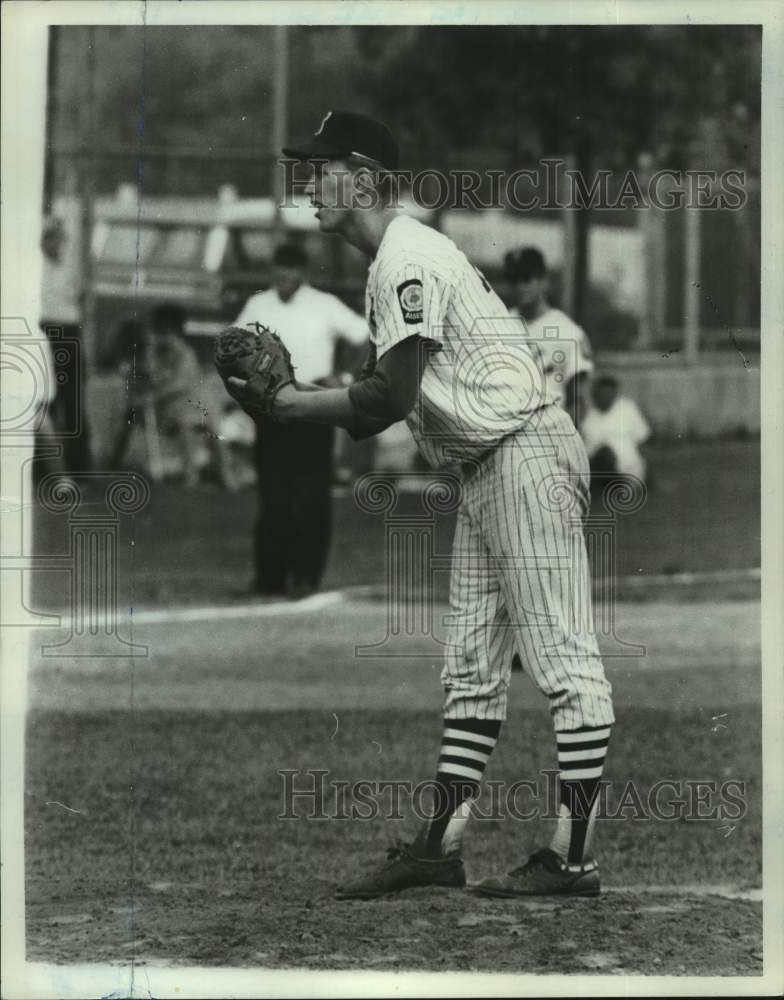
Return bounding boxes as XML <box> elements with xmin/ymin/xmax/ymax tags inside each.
<box><xmin>358</xmin><ymin>341</ymin><xmax>378</xmax><ymax>381</ymax></box>
<box><xmin>324</xmin><ymin>293</ymin><xmax>369</xmax><ymax>346</ymax></box>
<box><xmin>372</xmin><ymin>257</ymin><xmax>447</xmax><ymax>360</ymax></box>
<box><xmin>554</xmin><ymin>320</ymin><xmax>593</xmax><ymax>383</ymax></box>
<box><xmin>634</xmin><ymin>403</ymin><xmax>652</xmax><ymax>444</ymax></box>
<box><xmin>528</xmin><ymin>314</ymin><xmax>593</xmax><ymax>385</ymax></box>
<box><xmin>234</xmin><ymin>294</ymin><xmax>262</xmax><ymax>329</ymax></box>
<box><xmin>579</xmin><ymin>411</ymin><xmax>601</xmax><ymax>456</ymax></box>
<box><xmin>348</xmin><ymin>334</ymin><xmax>422</xmax><ymax>422</ymax></box>
<box><xmin>575</xmin><ymin>326</ymin><xmax>595</xmax><ymax>377</ymax></box>
<box><xmin>625</xmin><ymin>398</ymin><xmax>651</xmax><ymax>444</ymax></box>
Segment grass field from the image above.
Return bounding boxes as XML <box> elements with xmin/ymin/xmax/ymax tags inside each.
<box><xmin>31</xmin><ymin>438</ymin><xmax>760</xmax><ymax>611</ymax></box>
<box><xmin>25</xmin><ymin>598</ymin><xmax>762</xmax><ymax>975</ymax></box>
<box><xmin>23</xmin><ymin>438</ymin><xmax>762</xmax><ymax>976</ymax></box>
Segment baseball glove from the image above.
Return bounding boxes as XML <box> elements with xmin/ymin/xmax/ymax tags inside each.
<box><xmin>214</xmin><ymin>323</ymin><xmax>296</xmax><ymax>419</ymax></box>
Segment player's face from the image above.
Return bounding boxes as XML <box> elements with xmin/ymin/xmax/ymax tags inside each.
<box><xmin>306</xmin><ymin>159</ymin><xmax>355</xmax><ymax>234</ymax></box>
<box><xmin>272</xmin><ymin>265</ymin><xmax>304</xmax><ymax>302</ymax></box>
<box><xmin>593</xmin><ymin>382</ymin><xmax>618</xmax><ymax>412</ymax></box>
<box><xmin>41</xmin><ymin>227</ymin><xmax>65</xmax><ymax>263</ymax></box>
<box><xmin>513</xmin><ymin>274</ymin><xmax>546</xmax><ymax>310</ymax></box>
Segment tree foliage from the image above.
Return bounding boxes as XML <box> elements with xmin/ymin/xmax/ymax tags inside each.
<box><xmin>55</xmin><ymin>24</ymin><xmax>760</xmax><ymax>174</ymax></box>
<box><xmin>351</xmin><ymin>25</ymin><xmax>761</xmax><ymax>174</ymax></box>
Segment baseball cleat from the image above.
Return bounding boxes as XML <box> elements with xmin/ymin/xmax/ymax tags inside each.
<box><xmin>470</xmin><ymin>847</ymin><xmax>600</xmax><ymax>898</ymax></box>
<box><xmin>335</xmin><ymin>842</ymin><xmax>466</xmax><ymax>900</ymax></box>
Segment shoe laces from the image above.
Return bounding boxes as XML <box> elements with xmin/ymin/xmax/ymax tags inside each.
<box><xmin>509</xmin><ymin>847</ymin><xmax>558</xmax><ymax>878</ymax></box>
<box><xmin>383</xmin><ymin>842</ymin><xmax>411</xmax><ymax>867</ymax></box>
<box><xmin>383</xmin><ymin>841</ymin><xmax>456</xmax><ymax>868</ymax></box>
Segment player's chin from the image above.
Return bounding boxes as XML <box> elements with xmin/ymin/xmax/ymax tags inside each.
<box><xmin>314</xmin><ymin>208</ymin><xmax>344</xmax><ymax>233</ymax></box>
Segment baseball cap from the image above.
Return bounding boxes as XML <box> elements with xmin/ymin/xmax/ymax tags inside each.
<box><xmin>282</xmin><ymin>110</ymin><xmax>399</xmax><ymax>169</ymax></box>
<box><xmin>151</xmin><ymin>302</ymin><xmax>187</xmax><ymax>332</ymax></box>
<box><xmin>504</xmin><ymin>247</ymin><xmax>547</xmax><ymax>280</ymax></box>
<box><xmin>273</xmin><ymin>243</ymin><xmax>309</xmax><ymax>269</ymax></box>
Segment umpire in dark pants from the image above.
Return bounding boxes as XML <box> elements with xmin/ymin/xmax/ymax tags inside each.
<box><xmin>253</xmin><ymin>419</ymin><xmax>335</xmax><ymax>598</ymax></box>
<box><xmin>234</xmin><ymin>244</ymin><xmax>369</xmax><ymax>598</ymax></box>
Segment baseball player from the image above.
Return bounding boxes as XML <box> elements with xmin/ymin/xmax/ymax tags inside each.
<box><xmin>505</xmin><ymin>246</ymin><xmax>594</xmax><ymax>430</ymax></box>
<box><xmin>226</xmin><ymin>111</ymin><xmax>614</xmax><ymax>899</ymax></box>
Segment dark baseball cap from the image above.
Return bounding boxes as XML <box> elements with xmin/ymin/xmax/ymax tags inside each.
<box><xmin>504</xmin><ymin>247</ymin><xmax>547</xmax><ymax>280</ymax></box>
<box><xmin>273</xmin><ymin>243</ymin><xmax>308</xmax><ymax>269</ymax></box>
<box><xmin>282</xmin><ymin>110</ymin><xmax>399</xmax><ymax>169</ymax></box>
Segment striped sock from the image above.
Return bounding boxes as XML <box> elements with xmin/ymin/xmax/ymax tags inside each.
<box><xmin>550</xmin><ymin>725</ymin><xmax>611</xmax><ymax>864</ymax></box>
<box><xmin>416</xmin><ymin>718</ymin><xmax>501</xmax><ymax>858</ymax></box>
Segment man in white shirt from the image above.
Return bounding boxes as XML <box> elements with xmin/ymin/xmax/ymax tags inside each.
<box><xmin>234</xmin><ymin>242</ymin><xmax>368</xmax><ymax>598</ymax></box>
<box><xmin>505</xmin><ymin>246</ymin><xmax>594</xmax><ymax>430</ymax></box>
<box><xmin>581</xmin><ymin>375</ymin><xmax>652</xmax><ymax>488</ymax></box>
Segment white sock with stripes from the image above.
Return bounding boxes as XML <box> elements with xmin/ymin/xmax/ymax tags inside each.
<box><xmin>550</xmin><ymin>725</ymin><xmax>611</xmax><ymax>864</ymax></box>
<box><xmin>417</xmin><ymin>718</ymin><xmax>501</xmax><ymax>857</ymax></box>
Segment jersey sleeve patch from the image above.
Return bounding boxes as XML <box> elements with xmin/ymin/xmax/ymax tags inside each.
<box><xmin>396</xmin><ymin>279</ymin><xmax>424</xmax><ymax>325</ymax></box>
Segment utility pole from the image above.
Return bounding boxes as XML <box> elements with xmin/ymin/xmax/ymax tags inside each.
<box><xmin>271</xmin><ymin>25</ymin><xmax>289</xmax><ymax>234</ymax></box>
<box><xmin>43</xmin><ymin>25</ymin><xmax>60</xmax><ymax>215</ymax></box>
<box><xmin>683</xmin><ymin>204</ymin><xmax>701</xmax><ymax>363</ymax></box>
<box><xmin>636</xmin><ymin>155</ymin><xmax>667</xmax><ymax>350</ymax></box>
<box><xmin>560</xmin><ymin>153</ymin><xmax>578</xmax><ymax>317</ymax></box>
<box><xmin>78</xmin><ymin>26</ymin><xmax>96</xmax><ymax>311</ymax></box>
<box><xmin>77</xmin><ymin>25</ymin><xmax>96</xmax><ymax>468</ymax></box>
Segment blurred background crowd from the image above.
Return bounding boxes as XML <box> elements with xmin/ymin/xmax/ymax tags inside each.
<box><xmin>35</xmin><ymin>23</ymin><xmax>761</xmax><ymax>598</ymax></box>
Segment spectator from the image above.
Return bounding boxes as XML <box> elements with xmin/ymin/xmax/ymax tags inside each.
<box><xmin>504</xmin><ymin>246</ymin><xmax>594</xmax><ymax>429</ymax></box>
<box><xmin>31</xmin><ymin>314</ymin><xmax>74</xmax><ymax>491</ymax></box>
<box><xmin>150</xmin><ymin>303</ymin><xmax>240</xmax><ymax>488</ymax></box>
<box><xmin>234</xmin><ymin>242</ymin><xmax>368</xmax><ymax>599</ymax></box>
<box><xmin>111</xmin><ymin>305</ymin><xmax>234</xmax><ymax>489</ymax></box>
<box><xmin>145</xmin><ymin>304</ymin><xmax>204</xmax><ymax>486</ymax></box>
<box><xmin>581</xmin><ymin>375</ymin><xmax>652</xmax><ymax>494</ymax></box>
<box><xmin>109</xmin><ymin>317</ymin><xmax>153</xmax><ymax>471</ymax></box>
<box><xmin>39</xmin><ymin>214</ymin><xmax>92</xmax><ymax>472</ymax></box>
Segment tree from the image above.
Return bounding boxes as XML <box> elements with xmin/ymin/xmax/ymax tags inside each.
<box><xmin>351</xmin><ymin>25</ymin><xmax>761</xmax><ymax>321</ymax></box>
<box><xmin>50</xmin><ymin>24</ymin><xmax>761</xmax><ymax>309</ymax></box>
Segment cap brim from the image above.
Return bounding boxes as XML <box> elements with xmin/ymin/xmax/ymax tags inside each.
<box><xmin>281</xmin><ymin>139</ymin><xmax>351</xmax><ymax>162</ymax></box>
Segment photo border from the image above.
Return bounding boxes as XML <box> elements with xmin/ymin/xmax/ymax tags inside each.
<box><xmin>2</xmin><ymin>2</ymin><xmax>781</xmax><ymax>997</ymax></box>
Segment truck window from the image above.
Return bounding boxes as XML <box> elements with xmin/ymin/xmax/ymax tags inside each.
<box><xmin>100</xmin><ymin>224</ymin><xmax>159</xmax><ymax>265</ymax></box>
<box><xmin>235</xmin><ymin>229</ymin><xmax>275</xmax><ymax>266</ymax></box>
<box><xmin>154</xmin><ymin>227</ymin><xmax>205</xmax><ymax>267</ymax></box>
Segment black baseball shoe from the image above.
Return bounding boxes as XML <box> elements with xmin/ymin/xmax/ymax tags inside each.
<box><xmin>285</xmin><ymin>577</ymin><xmax>317</xmax><ymax>601</ymax></box>
<box><xmin>335</xmin><ymin>842</ymin><xmax>466</xmax><ymax>900</ymax></box>
<box><xmin>470</xmin><ymin>848</ymin><xmax>600</xmax><ymax>898</ymax></box>
<box><xmin>230</xmin><ymin>580</ymin><xmax>286</xmax><ymax>600</ymax></box>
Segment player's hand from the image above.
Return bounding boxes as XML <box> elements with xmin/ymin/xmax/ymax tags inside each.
<box><xmin>214</xmin><ymin>324</ymin><xmax>297</xmax><ymax>421</ymax></box>
<box><xmin>223</xmin><ymin>375</ymin><xmax>249</xmax><ymax>408</ymax></box>
<box><xmin>226</xmin><ymin>376</ymin><xmax>298</xmax><ymax>423</ymax></box>
<box><xmin>269</xmin><ymin>381</ymin><xmax>299</xmax><ymax>421</ymax></box>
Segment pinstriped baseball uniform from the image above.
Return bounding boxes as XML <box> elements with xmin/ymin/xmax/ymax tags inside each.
<box><xmin>508</xmin><ymin>305</ymin><xmax>594</xmax><ymax>407</ymax></box>
<box><xmin>366</xmin><ymin>215</ymin><xmax>614</xmax><ymax>731</ymax></box>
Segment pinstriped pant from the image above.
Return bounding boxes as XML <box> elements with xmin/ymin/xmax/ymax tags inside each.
<box><xmin>442</xmin><ymin>404</ymin><xmax>615</xmax><ymax>730</ymax></box>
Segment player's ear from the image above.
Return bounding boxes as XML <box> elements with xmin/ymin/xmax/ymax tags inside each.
<box><xmin>351</xmin><ymin>164</ymin><xmax>380</xmax><ymax>209</ymax></box>
<box><xmin>351</xmin><ymin>158</ymin><xmax>384</xmax><ymax>208</ymax></box>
